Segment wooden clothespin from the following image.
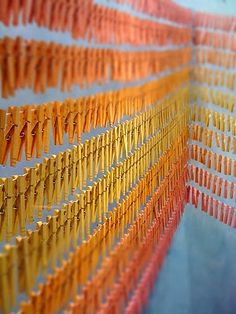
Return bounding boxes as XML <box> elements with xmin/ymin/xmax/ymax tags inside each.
<box><xmin>30</xmin><ymin>106</ymin><xmax>44</xmax><ymax>158</ymax></box>
<box><xmin>52</xmin><ymin>102</ymin><xmax>64</xmax><ymax>145</ymax></box>
<box><xmin>17</xmin><ymin>106</ymin><xmax>32</xmax><ymax>162</ymax></box>
<box><xmin>1</xmin><ymin>107</ymin><xmax>20</xmax><ymax>166</ymax></box>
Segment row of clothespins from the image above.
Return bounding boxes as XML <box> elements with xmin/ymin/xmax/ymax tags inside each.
<box><xmin>191</xmin><ymin>105</ymin><xmax>236</xmax><ymax>134</ymax></box>
<box><xmin>189</xmin><ymin>164</ymin><xmax>235</xmax><ymax>201</ymax></box>
<box><xmin>192</xmin><ymin>86</ymin><xmax>235</xmax><ymax>113</ymax></box>
<box><xmin>193</xmin><ymin>67</ymin><xmax>236</xmax><ymax>91</ymax></box>
<box><xmin>125</xmin><ymin>186</ymin><xmax>186</xmax><ymax>314</ymax></box>
<box><xmin>194</xmin><ymin>30</ymin><xmax>236</xmax><ymax>50</ymax></box>
<box><xmin>68</xmin><ymin>166</ymin><xmax>188</xmax><ymax>314</ymax></box>
<box><xmin>0</xmin><ymin>36</ymin><xmax>192</xmax><ymax>98</ymax></box>
<box><xmin>194</xmin><ymin>11</ymin><xmax>236</xmax><ymax>32</ymax></box>
<box><xmin>190</xmin><ymin>144</ymin><xmax>236</xmax><ymax>177</ymax></box>
<box><xmin>187</xmin><ymin>186</ymin><xmax>236</xmax><ymax>227</ymax></box>
<box><xmin>195</xmin><ymin>48</ymin><xmax>236</xmax><ymax>68</ymax></box>
<box><xmin>190</xmin><ymin>123</ymin><xmax>236</xmax><ymax>153</ymax></box>
<box><xmin>0</xmin><ymin>69</ymin><xmax>190</xmax><ymax>166</ymax></box>
<box><xmin>0</xmin><ymin>0</ymin><xmax>191</xmax><ymax>43</ymax></box>
<box><xmin>19</xmin><ymin>137</ymin><xmax>188</xmax><ymax>314</ymax></box>
<box><xmin>0</xmin><ymin>111</ymin><xmax>189</xmax><ymax>242</ymax></box>
<box><xmin>0</xmin><ymin>124</ymin><xmax>189</xmax><ymax>314</ymax></box>
<box><xmin>109</xmin><ymin>0</ymin><xmax>192</xmax><ymax>25</ymax></box>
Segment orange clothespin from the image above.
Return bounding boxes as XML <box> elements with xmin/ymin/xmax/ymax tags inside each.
<box><xmin>52</xmin><ymin>102</ymin><xmax>64</xmax><ymax>145</ymax></box>
<box><xmin>17</xmin><ymin>106</ymin><xmax>33</xmax><ymax>161</ymax></box>
<box><xmin>25</xmin><ymin>40</ymin><xmax>37</xmax><ymax>90</ymax></box>
<box><xmin>1</xmin><ymin>107</ymin><xmax>20</xmax><ymax>166</ymax></box>
<box><xmin>15</xmin><ymin>37</ymin><xmax>26</xmax><ymax>89</ymax></box>
<box><xmin>30</xmin><ymin>106</ymin><xmax>44</xmax><ymax>158</ymax></box>
<box><xmin>64</xmin><ymin>99</ymin><xmax>75</xmax><ymax>144</ymax></box>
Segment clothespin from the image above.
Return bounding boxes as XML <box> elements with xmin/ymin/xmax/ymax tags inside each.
<box><xmin>16</xmin><ymin>174</ymin><xmax>27</xmax><ymax>235</ymax></box>
<box><xmin>0</xmin><ymin>109</ymin><xmax>6</xmax><ymax>164</ymax></box>
<box><xmin>17</xmin><ymin>106</ymin><xmax>32</xmax><ymax>161</ymax></box>
<box><xmin>42</xmin><ymin>104</ymin><xmax>51</xmax><ymax>154</ymax></box>
<box><xmin>88</xmin><ymin>138</ymin><xmax>94</xmax><ymax>180</ymax></box>
<box><xmin>45</xmin><ymin>156</ymin><xmax>56</xmax><ymax>208</ymax></box>
<box><xmin>4</xmin><ymin>37</ymin><xmax>16</xmax><ymax>97</ymax></box>
<box><xmin>25</xmin><ymin>167</ymin><xmax>36</xmax><ymax>222</ymax></box>
<box><xmin>1</xmin><ymin>107</ymin><xmax>20</xmax><ymax>166</ymax></box>
<box><xmin>25</xmin><ymin>40</ymin><xmax>37</xmax><ymax>90</ymax></box>
<box><xmin>4</xmin><ymin>245</ymin><xmax>17</xmax><ymax>308</ymax></box>
<box><xmin>15</xmin><ymin>37</ymin><xmax>26</xmax><ymax>89</ymax></box>
<box><xmin>30</xmin><ymin>106</ymin><xmax>44</xmax><ymax>158</ymax></box>
<box><xmin>52</xmin><ymin>102</ymin><xmax>64</xmax><ymax>145</ymax></box>
<box><xmin>0</xmin><ymin>253</ymin><xmax>10</xmax><ymax>313</ymax></box>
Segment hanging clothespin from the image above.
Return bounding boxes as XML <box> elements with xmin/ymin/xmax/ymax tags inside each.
<box><xmin>15</xmin><ymin>37</ymin><xmax>26</xmax><ymax>89</ymax></box>
<box><xmin>16</xmin><ymin>174</ymin><xmax>27</xmax><ymax>235</ymax></box>
<box><xmin>52</xmin><ymin>101</ymin><xmax>64</xmax><ymax>145</ymax></box>
<box><xmin>1</xmin><ymin>107</ymin><xmax>20</xmax><ymax>166</ymax></box>
<box><xmin>17</xmin><ymin>106</ymin><xmax>33</xmax><ymax>162</ymax></box>
<box><xmin>42</xmin><ymin>104</ymin><xmax>51</xmax><ymax>154</ymax></box>
<box><xmin>25</xmin><ymin>40</ymin><xmax>37</xmax><ymax>90</ymax></box>
<box><xmin>30</xmin><ymin>105</ymin><xmax>44</xmax><ymax>158</ymax></box>
<box><xmin>4</xmin><ymin>37</ymin><xmax>16</xmax><ymax>98</ymax></box>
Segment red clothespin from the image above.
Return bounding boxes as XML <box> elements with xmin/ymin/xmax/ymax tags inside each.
<box><xmin>209</xmin><ymin>197</ymin><xmax>214</xmax><ymax>216</ymax></box>
<box><xmin>12</xmin><ymin>0</ymin><xmax>20</xmax><ymax>26</ymax></box>
<box><xmin>22</xmin><ymin>0</ymin><xmax>33</xmax><ymax>25</ymax></box>
<box><xmin>214</xmin><ymin>200</ymin><xmax>219</xmax><ymax>219</ymax></box>
<box><xmin>223</xmin><ymin>205</ymin><xmax>229</xmax><ymax>224</ymax></box>
<box><xmin>230</xmin><ymin>182</ymin><xmax>234</xmax><ymax>199</ymax></box>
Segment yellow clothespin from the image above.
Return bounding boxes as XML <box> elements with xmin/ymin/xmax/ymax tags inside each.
<box><xmin>45</xmin><ymin>156</ymin><xmax>55</xmax><ymax>208</ymax></box>
<box><xmin>92</xmin><ymin>136</ymin><xmax>99</xmax><ymax>178</ymax></box>
<box><xmin>4</xmin><ymin>245</ymin><xmax>17</xmax><ymax>308</ymax></box>
<box><xmin>85</xmin><ymin>187</ymin><xmax>92</xmax><ymax>235</ymax></box>
<box><xmin>104</xmin><ymin>131</ymin><xmax>110</xmax><ymax>172</ymax></box>
<box><xmin>63</xmin><ymin>150</ymin><xmax>70</xmax><ymax>201</ymax></box>
<box><xmin>16</xmin><ymin>174</ymin><xmax>27</xmax><ymax>235</ymax></box>
<box><xmin>77</xmin><ymin>144</ymin><xmax>83</xmax><ymax>190</ymax></box>
<box><xmin>25</xmin><ymin>167</ymin><xmax>36</xmax><ymax>222</ymax></box>
<box><xmin>71</xmin><ymin>147</ymin><xmax>77</xmax><ymax>193</ymax></box>
<box><xmin>88</xmin><ymin>138</ymin><xmax>94</xmax><ymax>180</ymax></box>
<box><xmin>0</xmin><ymin>253</ymin><xmax>10</xmax><ymax>313</ymax></box>
<box><xmin>4</xmin><ymin>178</ymin><xmax>14</xmax><ymax>240</ymax></box>
<box><xmin>82</xmin><ymin>141</ymin><xmax>88</xmax><ymax>186</ymax></box>
<box><xmin>16</xmin><ymin>236</ymin><xmax>31</xmax><ymax>294</ymax></box>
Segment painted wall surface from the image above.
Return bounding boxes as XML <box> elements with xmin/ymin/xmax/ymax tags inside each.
<box><xmin>174</xmin><ymin>0</ymin><xmax>236</xmax><ymax>16</ymax></box>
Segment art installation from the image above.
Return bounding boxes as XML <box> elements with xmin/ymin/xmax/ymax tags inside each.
<box><xmin>0</xmin><ymin>0</ymin><xmax>235</xmax><ymax>313</ymax></box>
